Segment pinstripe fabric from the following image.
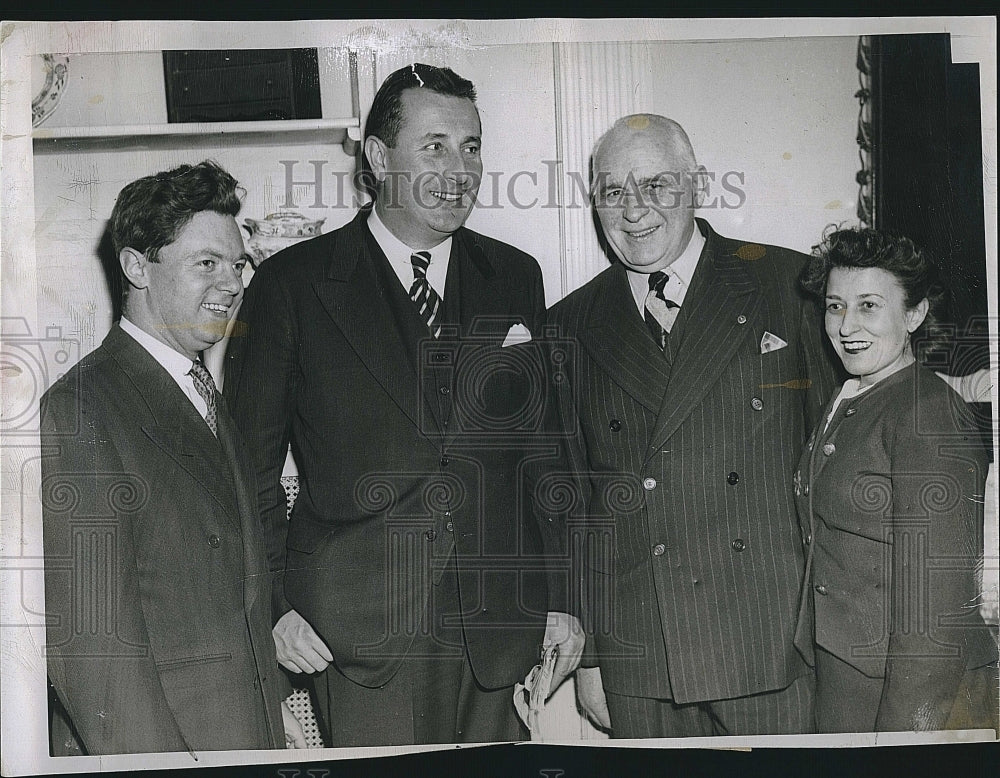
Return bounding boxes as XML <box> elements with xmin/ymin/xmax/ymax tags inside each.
<box><xmin>605</xmin><ymin>672</ymin><xmax>815</xmax><ymax>737</ymax></box>
<box><xmin>549</xmin><ymin>220</ymin><xmax>839</xmax><ymax>715</ymax></box>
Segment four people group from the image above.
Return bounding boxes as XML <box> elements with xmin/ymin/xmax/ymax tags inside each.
<box><xmin>40</xmin><ymin>62</ymin><xmax>997</xmax><ymax>754</ymax></box>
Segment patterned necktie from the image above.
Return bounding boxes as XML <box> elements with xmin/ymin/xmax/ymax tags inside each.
<box><xmin>188</xmin><ymin>359</ymin><xmax>218</xmax><ymax>436</ymax></box>
<box><xmin>409</xmin><ymin>251</ymin><xmax>443</xmax><ymax>338</ymax></box>
<box><xmin>644</xmin><ymin>271</ymin><xmax>681</xmax><ymax>354</ymax></box>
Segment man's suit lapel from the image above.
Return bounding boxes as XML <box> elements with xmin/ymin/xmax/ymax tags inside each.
<box><xmin>580</xmin><ymin>264</ymin><xmax>670</xmax><ymax>414</ymax></box>
<box><xmin>646</xmin><ymin>226</ymin><xmax>761</xmax><ymax>453</ymax></box>
<box><xmin>104</xmin><ymin>326</ymin><xmax>241</xmax><ymax>530</ymax></box>
<box><xmin>431</xmin><ymin>230</ymin><xmax>518</xmax><ymax>449</ymax></box>
<box><xmin>313</xmin><ymin>211</ymin><xmax>430</xmax><ymax>434</ymax></box>
<box><xmin>449</xmin><ymin>230</ymin><xmax>513</xmax><ymax>332</ymax></box>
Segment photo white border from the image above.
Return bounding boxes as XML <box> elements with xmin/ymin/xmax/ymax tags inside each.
<box><xmin>1</xmin><ymin>16</ymin><xmax>996</xmax><ymax>776</ymax></box>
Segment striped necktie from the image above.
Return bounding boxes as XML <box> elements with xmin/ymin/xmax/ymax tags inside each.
<box><xmin>188</xmin><ymin>359</ymin><xmax>218</xmax><ymax>436</ymax></box>
<box><xmin>644</xmin><ymin>270</ymin><xmax>681</xmax><ymax>355</ymax></box>
<box><xmin>409</xmin><ymin>251</ymin><xmax>442</xmax><ymax>338</ymax></box>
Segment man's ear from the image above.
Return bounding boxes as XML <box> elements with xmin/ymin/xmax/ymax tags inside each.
<box><xmin>120</xmin><ymin>247</ymin><xmax>150</xmax><ymax>291</ymax></box>
<box><xmin>364</xmin><ymin>136</ymin><xmax>388</xmax><ymax>184</ymax></box>
<box><xmin>691</xmin><ymin>164</ymin><xmax>710</xmax><ymax>208</ymax></box>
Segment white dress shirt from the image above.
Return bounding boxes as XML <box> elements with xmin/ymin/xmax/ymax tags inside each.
<box><xmin>625</xmin><ymin>226</ymin><xmax>706</xmax><ymax>314</ymax></box>
<box><xmin>119</xmin><ymin>316</ymin><xmax>209</xmax><ymax>420</ymax></box>
<box><xmin>367</xmin><ymin>206</ymin><xmax>451</xmax><ymax>299</ymax></box>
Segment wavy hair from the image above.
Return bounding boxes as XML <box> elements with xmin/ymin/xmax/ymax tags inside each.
<box><xmin>801</xmin><ymin>226</ymin><xmax>948</xmax><ymax>349</ymax></box>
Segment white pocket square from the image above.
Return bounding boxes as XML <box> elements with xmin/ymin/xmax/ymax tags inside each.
<box><xmin>502</xmin><ymin>323</ymin><xmax>532</xmax><ymax>347</ymax></box>
<box><xmin>760</xmin><ymin>331</ymin><xmax>788</xmax><ymax>354</ymax></box>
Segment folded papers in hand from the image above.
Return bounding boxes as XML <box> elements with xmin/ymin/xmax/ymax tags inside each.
<box><xmin>513</xmin><ymin>644</ymin><xmax>559</xmax><ymax>735</ymax></box>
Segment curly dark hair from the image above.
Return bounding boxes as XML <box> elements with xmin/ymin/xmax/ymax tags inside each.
<box><xmin>110</xmin><ymin>159</ymin><xmax>243</xmax><ymax>262</ymax></box>
<box><xmin>359</xmin><ymin>63</ymin><xmax>477</xmax><ymax>201</ymax></box>
<box><xmin>801</xmin><ymin>226</ymin><xmax>948</xmax><ymax>349</ymax></box>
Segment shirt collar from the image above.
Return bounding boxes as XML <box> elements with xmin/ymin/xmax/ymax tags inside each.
<box><xmin>626</xmin><ymin>224</ymin><xmax>706</xmax><ymax>312</ymax></box>
<box><xmin>367</xmin><ymin>206</ymin><xmax>453</xmax><ymax>269</ymax></box>
<box><xmin>119</xmin><ymin>316</ymin><xmax>197</xmax><ymax>383</ymax></box>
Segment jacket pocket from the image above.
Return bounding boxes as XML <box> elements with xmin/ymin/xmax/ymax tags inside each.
<box><xmin>155</xmin><ymin>651</ymin><xmax>233</xmax><ymax>671</ymax></box>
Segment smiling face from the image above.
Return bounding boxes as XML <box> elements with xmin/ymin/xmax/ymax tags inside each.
<box><xmin>824</xmin><ymin>266</ymin><xmax>929</xmax><ymax>387</ymax></box>
<box><xmin>592</xmin><ymin>124</ymin><xmax>702</xmax><ymax>273</ymax></box>
<box><xmin>122</xmin><ymin>210</ymin><xmax>247</xmax><ymax>360</ymax></box>
<box><xmin>367</xmin><ymin>88</ymin><xmax>483</xmax><ymax>249</ymax></box>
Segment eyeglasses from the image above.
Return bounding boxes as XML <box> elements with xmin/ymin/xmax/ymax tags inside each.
<box><xmin>592</xmin><ymin>175</ymin><xmax>691</xmax><ymax>209</ymax></box>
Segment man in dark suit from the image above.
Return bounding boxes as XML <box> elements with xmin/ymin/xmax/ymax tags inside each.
<box><xmin>225</xmin><ymin>64</ymin><xmax>583</xmax><ymax>746</ymax></box>
<box><xmin>41</xmin><ymin>161</ymin><xmax>305</xmax><ymax>754</ymax></box>
<box><xmin>548</xmin><ymin>114</ymin><xmax>838</xmax><ymax>737</ymax></box>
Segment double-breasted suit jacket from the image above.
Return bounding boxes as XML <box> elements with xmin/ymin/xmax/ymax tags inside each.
<box><xmin>548</xmin><ymin>219</ymin><xmax>838</xmax><ymax>704</ymax></box>
<box><xmin>792</xmin><ymin>362</ymin><xmax>996</xmax><ymax>729</ymax></box>
<box><xmin>224</xmin><ymin>207</ymin><xmax>566</xmax><ymax>692</ymax></box>
<box><xmin>41</xmin><ymin>325</ymin><xmax>286</xmax><ymax>755</ymax></box>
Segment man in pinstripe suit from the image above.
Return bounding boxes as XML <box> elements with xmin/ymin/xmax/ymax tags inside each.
<box><xmin>549</xmin><ymin>114</ymin><xmax>838</xmax><ymax>736</ymax></box>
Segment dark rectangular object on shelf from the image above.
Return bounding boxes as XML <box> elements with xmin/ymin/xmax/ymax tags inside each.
<box><xmin>163</xmin><ymin>49</ymin><xmax>322</xmax><ymax>123</ymax></box>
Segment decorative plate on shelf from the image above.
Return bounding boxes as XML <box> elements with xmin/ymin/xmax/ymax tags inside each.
<box><xmin>31</xmin><ymin>54</ymin><xmax>69</xmax><ymax>128</ymax></box>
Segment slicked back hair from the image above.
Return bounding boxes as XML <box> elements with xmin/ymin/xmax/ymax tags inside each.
<box><xmin>360</xmin><ymin>63</ymin><xmax>477</xmax><ymax>200</ymax></box>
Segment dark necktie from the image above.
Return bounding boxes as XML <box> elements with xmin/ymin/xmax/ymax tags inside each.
<box><xmin>644</xmin><ymin>271</ymin><xmax>681</xmax><ymax>357</ymax></box>
<box><xmin>409</xmin><ymin>251</ymin><xmax>443</xmax><ymax>338</ymax></box>
<box><xmin>188</xmin><ymin>359</ymin><xmax>218</xmax><ymax>436</ymax></box>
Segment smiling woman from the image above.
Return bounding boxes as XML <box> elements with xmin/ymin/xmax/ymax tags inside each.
<box><xmin>793</xmin><ymin>227</ymin><xmax>998</xmax><ymax>733</ymax></box>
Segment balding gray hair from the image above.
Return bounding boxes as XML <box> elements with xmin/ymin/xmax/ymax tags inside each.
<box><xmin>591</xmin><ymin>114</ymin><xmax>699</xmax><ymax>183</ymax></box>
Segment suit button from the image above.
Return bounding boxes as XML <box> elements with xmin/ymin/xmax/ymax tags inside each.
<box><xmin>652</xmin><ymin>543</ymin><xmax>666</xmax><ymax>556</ymax></box>
<box><xmin>804</xmin><ymin>533</ymin><xmax>812</xmax><ymax>545</ymax></box>
<box><xmin>803</xmin><ymin>484</ymin><xmax>810</xmax><ymax>495</ymax></box>
<box><xmin>750</xmin><ymin>397</ymin><xmax>764</xmax><ymax>411</ymax></box>
<box><xmin>609</xmin><ymin>419</ymin><xmax>622</xmax><ymax>432</ymax></box>
<box><xmin>440</xmin><ymin>456</ymin><xmax>450</xmax><ymax>467</ymax></box>
<box><xmin>737</xmin><ymin>314</ymin><xmax>747</xmax><ymax>325</ymax></box>
<box><xmin>208</xmin><ymin>534</ymin><xmax>221</xmax><ymax>548</ymax></box>
<box><xmin>643</xmin><ymin>477</ymin><xmax>657</xmax><ymax>490</ymax></box>
<box><xmin>439</xmin><ymin>386</ymin><xmax>450</xmax><ymax>395</ymax></box>
<box><xmin>822</xmin><ymin>443</ymin><xmax>836</xmax><ymax>456</ymax></box>
<box><xmin>731</xmin><ymin>538</ymin><xmax>745</xmax><ymax>552</ymax></box>
<box><xmin>445</xmin><ymin>521</ymin><xmax>454</xmax><ymax>533</ymax></box>
<box><xmin>425</xmin><ymin>529</ymin><xmax>437</xmax><ymax>541</ymax></box>
<box><xmin>727</xmin><ymin>471</ymin><xmax>739</xmax><ymax>485</ymax></box>
<box><xmin>815</xmin><ymin>583</ymin><xmax>828</xmax><ymax>595</ymax></box>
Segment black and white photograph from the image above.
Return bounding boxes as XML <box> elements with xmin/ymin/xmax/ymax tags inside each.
<box><xmin>0</xmin><ymin>15</ymin><xmax>996</xmax><ymax>776</ymax></box>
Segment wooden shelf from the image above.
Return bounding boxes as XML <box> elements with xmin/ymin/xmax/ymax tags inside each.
<box><xmin>33</xmin><ymin>118</ymin><xmax>361</xmax><ymax>155</ymax></box>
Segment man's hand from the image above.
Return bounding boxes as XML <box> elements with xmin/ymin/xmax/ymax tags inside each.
<box><xmin>280</xmin><ymin>700</ymin><xmax>308</xmax><ymax>749</ymax></box>
<box><xmin>542</xmin><ymin>610</ymin><xmax>585</xmax><ymax>696</ymax></box>
<box><xmin>273</xmin><ymin>609</ymin><xmax>333</xmax><ymax>673</ymax></box>
<box><xmin>575</xmin><ymin>665</ymin><xmax>611</xmax><ymax>730</ymax></box>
